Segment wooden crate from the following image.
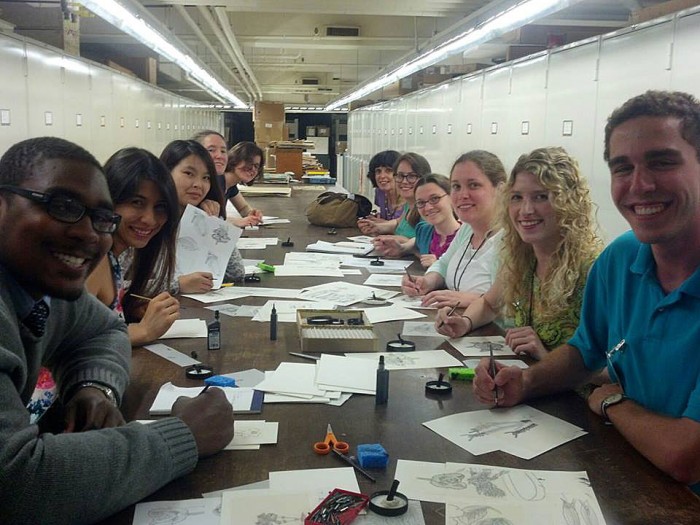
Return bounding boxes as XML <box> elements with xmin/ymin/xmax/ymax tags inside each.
<box><xmin>296</xmin><ymin>309</ymin><xmax>378</xmax><ymax>353</ymax></box>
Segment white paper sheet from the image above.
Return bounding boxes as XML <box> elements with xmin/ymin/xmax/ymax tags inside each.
<box><xmin>274</xmin><ymin>264</ymin><xmax>345</xmax><ymax>277</ymax></box>
<box><xmin>306</xmin><ymin>240</ymin><xmax>374</xmax><ymax>255</ymax></box>
<box><xmin>176</xmin><ymin>204</ymin><xmax>241</xmax><ymax>288</ymax></box>
<box><xmin>143</xmin><ymin>343</ymin><xmax>200</xmax><ymax>366</ymax></box>
<box><xmin>184</xmin><ymin>286</ymin><xmax>302</xmax><ymax>303</ymax></box>
<box><xmin>269</xmin><ymin>467</ymin><xmax>361</xmax><ymax>506</ymax></box>
<box><xmin>225</xmin><ymin>420</ymin><xmax>278</xmax><ymax>449</ymax></box>
<box><xmin>315</xmin><ymin>354</ymin><xmax>376</xmax><ymax>394</ymax></box>
<box><xmin>298</xmin><ymin>281</ymin><xmax>398</xmax><ymax>306</ymax></box>
<box><xmin>133</xmin><ymin>498</ymin><xmax>221</xmax><ymax>525</ymax></box>
<box><xmin>448</xmin><ymin>335</ymin><xmax>515</xmax><ymax>357</ymax></box>
<box><xmin>344</xmin><ymin>350</ymin><xmax>463</xmax><ymax>370</ymax></box>
<box><xmin>394</xmin><ymin>459</ymin><xmax>606</xmax><ymax>524</ymax></box>
<box><xmin>254</xmin><ymin>362</ymin><xmax>331</xmax><ymax>398</ymax></box>
<box><xmin>422</xmin><ymin>405</ymin><xmax>587</xmax><ymax>460</ymax></box>
<box><xmin>402</xmin><ymin>321</ymin><xmax>444</xmax><ymax>337</ymax></box>
<box><xmin>360</xmin><ymin>305</ymin><xmax>426</xmax><ymax>324</ymax></box>
<box><xmin>149</xmin><ymin>382</ymin><xmax>254</xmax><ymax>415</ymax></box>
<box><xmin>158</xmin><ymin>319</ymin><xmax>207</xmax><ymax>339</ymax></box>
<box><xmin>220</xmin><ymin>489</ymin><xmax>312</xmax><ymax>525</ymax></box>
<box><xmin>205</xmin><ymin>304</ymin><xmax>260</xmax><ymax>317</ymax></box>
<box><xmin>284</xmin><ymin>251</ymin><xmax>346</xmax><ymax>268</ymax></box>
<box><xmin>363</xmin><ymin>274</ymin><xmax>404</xmax><ymax>287</ymax></box>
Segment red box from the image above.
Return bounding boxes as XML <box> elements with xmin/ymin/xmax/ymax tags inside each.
<box><xmin>305</xmin><ymin>488</ymin><xmax>369</xmax><ymax>525</ymax></box>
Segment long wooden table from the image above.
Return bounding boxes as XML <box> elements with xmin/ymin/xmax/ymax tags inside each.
<box><xmin>98</xmin><ymin>187</ymin><xmax>700</xmax><ymax>524</ymax></box>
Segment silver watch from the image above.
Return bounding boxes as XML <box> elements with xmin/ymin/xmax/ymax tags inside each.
<box><xmin>601</xmin><ymin>393</ymin><xmax>626</xmax><ymax>422</ymax></box>
<box><xmin>78</xmin><ymin>381</ymin><xmax>119</xmax><ymax>407</ymax></box>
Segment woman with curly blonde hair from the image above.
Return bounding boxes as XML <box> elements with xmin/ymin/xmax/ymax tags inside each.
<box><xmin>436</xmin><ymin>146</ymin><xmax>603</xmax><ymax>359</ymax></box>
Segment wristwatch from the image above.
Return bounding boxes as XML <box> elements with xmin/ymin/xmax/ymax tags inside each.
<box><xmin>601</xmin><ymin>393</ymin><xmax>627</xmax><ymax>422</ymax></box>
<box><xmin>76</xmin><ymin>381</ymin><xmax>119</xmax><ymax>407</ymax></box>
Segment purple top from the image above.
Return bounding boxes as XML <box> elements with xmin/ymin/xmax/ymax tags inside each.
<box><xmin>429</xmin><ymin>229</ymin><xmax>458</xmax><ymax>259</ymax></box>
<box><xmin>374</xmin><ymin>188</ymin><xmax>402</xmax><ymax>220</ymax></box>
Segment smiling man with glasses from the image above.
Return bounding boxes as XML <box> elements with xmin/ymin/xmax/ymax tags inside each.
<box><xmin>0</xmin><ymin>137</ymin><xmax>233</xmax><ymax>524</ymax></box>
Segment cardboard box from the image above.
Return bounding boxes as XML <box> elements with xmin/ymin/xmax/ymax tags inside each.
<box><xmin>274</xmin><ymin>148</ymin><xmax>303</xmax><ymax>178</ymax></box>
<box><xmin>254</xmin><ymin>121</ymin><xmax>285</xmax><ymax>144</ymax></box>
<box><xmin>253</xmin><ymin>101</ymin><xmax>284</xmax><ymax>122</ymax></box>
<box><xmin>297</xmin><ymin>309</ymin><xmax>378</xmax><ymax>353</ymax></box>
<box><xmin>316</xmin><ymin>126</ymin><xmax>330</xmax><ymax>137</ymax></box>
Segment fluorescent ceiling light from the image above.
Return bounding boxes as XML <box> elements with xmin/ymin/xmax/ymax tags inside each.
<box><xmin>325</xmin><ymin>0</ymin><xmax>570</xmax><ymax>111</ymax></box>
<box><xmin>77</xmin><ymin>0</ymin><xmax>246</xmax><ymax>108</ymax></box>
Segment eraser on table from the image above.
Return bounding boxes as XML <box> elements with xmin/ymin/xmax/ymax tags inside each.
<box><xmin>204</xmin><ymin>375</ymin><xmax>237</xmax><ymax>387</ymax></box>
<box><xmin>357</xmin><ymin>443</ymin><xmax>389</xmax><ymax>469</ymax></box>
<box><xmin>449</xmin><ymin>367</ymin><xmax>475</xmax><ymax>381</ymax></box>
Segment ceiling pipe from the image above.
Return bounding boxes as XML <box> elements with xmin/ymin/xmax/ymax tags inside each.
<box><xmin>213</xmin><ymin>6</ymin><xmax>263</xmax><ymax>100</ymax></box>
<box><xmin>173</xmin><ymin>4</ymin><xmax>252</xmax><ymax>102</ymax></box>
<box><xmin>196</xmin><ymin>5</ymin><xmax>258</xmax><ymax>101</ymax></box>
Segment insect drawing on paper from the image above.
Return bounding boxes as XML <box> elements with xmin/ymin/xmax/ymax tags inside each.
<box><xmin>211</xmin><ymin>225</ymin><xmax>231</xmax><ymax>244</ymax></box>
<box><xmin>147</xmin><ymin>505</ymin><xmax>205</xmax><ymax>524</ymax></box>
<box><xmin>419</xmin><ymin>467</ymin><xmax>546</xmax><ymax>501</ymax></box>
<box><xmin>463</xmin><ymin>419</ymin><xmax>537</xmax><ymax>440</ymax></box>
<box><xmin>236</xmin><ymin>426</ymin><xmax>263</xmax><ymax>439</ymax></box>
<box><xmin>255</xmin><ymin>513</ymin><xmax>306</xmax><ymax>525</ymax></box>
<box><xmin>470</xmin><ymin>341</ymin><xmax>507</xmax><ymax>354</ymax></box>
<box><xmin>446</xmin><ymin>504</ymin><xmax>513</xmax><ymax>525</ymax></box>
<box><xmin>190</xmin><ymin>212</ymin><xmax>208</xmax><ymax>236</ymax></box>
<box><xmin>561</xmin><ymin>496</ymin><xmax>600</xmax><ymax>525</ymax></box>
<box><xmin>177</xmin><ymin>237</ymin><xmax>198</xmax><ymax>252</ymax></box>
<box><xmin>383</xmin><ymin>353</ymin><xmax>419</xmax><ymax>367</ymax></box>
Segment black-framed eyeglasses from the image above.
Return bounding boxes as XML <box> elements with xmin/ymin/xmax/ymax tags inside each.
<box><xmin>238</xmin><ymin>163</ymin><xmax>260</xmax><ymax>173</ymax></box>
<box><xmin>0</xmin><ymin>185</ymin><xmax>121</xmax><ymax>234</ymax></box>
<box><xmin>416</xmin><ymin>194</ymin><xmax>448</xmax><ymax>209</ymax></box>
<box><xmin>394</xmin><ymin>172</ymin><xmax>420</xmax><ymax>183</ymax></box>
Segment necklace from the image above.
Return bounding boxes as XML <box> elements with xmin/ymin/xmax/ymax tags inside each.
<box><xmin>527</xmin><ymin>265</ymin><xmax>535</xmax><ymax>326</ymax></box>
<box><xmin>452</xmin><ymin>230</ymin><xmax>492</xmax><ymax>291</ymax></box>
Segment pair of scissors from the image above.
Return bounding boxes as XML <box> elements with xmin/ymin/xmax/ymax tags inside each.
<box><xmin>313</xmin><ymin>424</ymin><xmax>350</xmax><ymax>455</ymax></box>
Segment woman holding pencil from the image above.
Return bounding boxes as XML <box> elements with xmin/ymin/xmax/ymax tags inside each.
<box><xmin>435</xmin><ymin>147</ymin><xmax>603</xmax><ymax>359</ymax></box>
<box><xmin>87</xmin><ymin>147</ymin><xmax>181</xmax><ymax>345</ymax></box>
<box><xmin>401</xmin><ymin>150</ymin><xmax>506</xmax><ymax>308</ymax></box>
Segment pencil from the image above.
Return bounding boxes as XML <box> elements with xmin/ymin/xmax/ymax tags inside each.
<box><xmin>199</xmin><ymin>385</ymin><xmax>210</xmax><ymax>395</ymax></box>
<box><xmin>489</xmin><ymin>345</ymin><xmax>499</xmax><ymax>407</ymax></box>
<box><xmin>404</xmin><ymin>268</ymin><xmax>416</xmax><ymax>284</ymax></box>
<box><xmin>130</xmin><ymin>293</ymin><xmax>152</xmax><ymax>302</ymax></box>
<box><xmin>438</xmin><ymin>302</ymin><xmax>460</xmax><ymax>328</ymax></box>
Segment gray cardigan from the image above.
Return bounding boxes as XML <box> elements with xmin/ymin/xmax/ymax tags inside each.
<box><xmin>0</xmin><ymin>268</ymin><xmax>198</xmax><ymax>525</ymax></box>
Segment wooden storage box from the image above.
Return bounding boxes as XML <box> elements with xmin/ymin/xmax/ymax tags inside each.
<box><xmin>297</xmin><ymin>309</ymin><xmax>378</xmax><ymax>353</ymax></box>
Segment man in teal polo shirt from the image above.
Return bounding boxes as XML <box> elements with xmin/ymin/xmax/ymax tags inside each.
<box><xmin>473</xmin><ymin>90</ymin><xmax>700</xmax><ymax>492</ymax></box>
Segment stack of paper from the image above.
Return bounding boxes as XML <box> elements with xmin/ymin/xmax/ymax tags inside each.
<box><xmin>149</xmin><ymin>382</ymin><xmax>263</xmax><ymax>415</ymax></box>
<box><xmin>306</xmin><ymin>240</ymin><xmax>374</xmax><ymax>256</ymax></box>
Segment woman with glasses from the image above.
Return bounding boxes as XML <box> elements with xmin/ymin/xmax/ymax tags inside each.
<box><xmin>436</xmin><ymin>147</ymin><xmax>603</xmax><ymax>359</ymax></box>
<box><xmin>402</xmin><ymin>151</ymin><xmax>506</xmax><ymax>308</ymax></box>
<box><xmin>374</xmin><ymin>174</ymin><xmax>461</xmax><ymax>268</ymax></box>
<box><xmin>359</xmin><ymin>152</ymin><xmax>431</xmax><ymax>242</ymax></box>
<box><xmin>161</xmin><ymin>139</ymin><xmax>244</xmax><ymax>293</ymax></box>
<box><xmin>86</xmin><ymin>148</ymin><xmax>180</xmax><ymax>345</ymax></box>
<box><xmin>222</xmin><ymin>141</ymin><xmax>265</xmax><ymax>228</ymax></box>
<box><xmin>365</xmin><ymin>150</ymin><xmax>403</xmax><ymax>221</ymax></box>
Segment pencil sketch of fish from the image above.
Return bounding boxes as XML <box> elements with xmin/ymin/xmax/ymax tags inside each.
<box><xmin>177</xmin><ymin>237</ymin><xmax>198</xmax><ymax>251</ymax></box>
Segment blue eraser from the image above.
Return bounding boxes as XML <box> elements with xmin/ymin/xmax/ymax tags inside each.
<box><xmin>356</xmin><ymin>443</ymin><xmax>389</xmax><ymax>469</ymax></box>
<box><xmin>204</xmin><ymin>375</ymin><xmax>236</xmax><ymax>387</ymax></box>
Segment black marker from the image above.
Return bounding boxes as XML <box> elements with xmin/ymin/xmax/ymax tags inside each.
<box><xmin>270</xmin><ymin>303</ymin><xmax>277</xmax><ymax>341</ymax></box>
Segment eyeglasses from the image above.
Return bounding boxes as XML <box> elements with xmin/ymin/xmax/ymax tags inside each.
<box><xmin>394</xmin><ymin>172</ymin><xmax>420</xmax><ymax>183</ymax></box>
<box><xmin>415</xmin><ymin>194</ymin><xmax>448</xmax><ymax>209</ymax></box>
<box><xmin>0</xmin><ymin>185</ymin><xmax>121</xmax><ymax>234</ymax></box>
<box><xmin>238</xmin><ymin>163</ymin><xmax>260</xmax><ymax>173</ymax></box>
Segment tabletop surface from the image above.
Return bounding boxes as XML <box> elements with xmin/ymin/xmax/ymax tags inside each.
<box><xmin>97</xmin><ymin>186</ymin><xmax>700</xmax><ymax>525</ymax></box>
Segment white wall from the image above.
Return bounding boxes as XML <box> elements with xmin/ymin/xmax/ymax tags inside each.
<box><xmin>345</xmin><ymin>7</ymin><xmax>700</xmax><ymax>243</ymax></box>
<box><xmin>0</xmin><ymin>32</ymin><xmax>221</xmax><ymax>164</ymax></box>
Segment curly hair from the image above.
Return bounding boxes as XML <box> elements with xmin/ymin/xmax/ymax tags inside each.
<box><xmin>604</xmin><ymin>90</ymin><xmax>700</xmax><ymax>161</ymax></box>
<box><xmin>499</xmin><ymin>147</ymin><xmax>603</xmax><ymax>322</ymax></box>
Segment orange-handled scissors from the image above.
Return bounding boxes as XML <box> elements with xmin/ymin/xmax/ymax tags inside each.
<box><xmin>313</xmin><ymin>424</ymin><xmax>350</xmax><ymax>455</ymax></box>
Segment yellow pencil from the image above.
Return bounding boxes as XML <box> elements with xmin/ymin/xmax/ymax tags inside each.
<box><xmin>130</xmin><ymin>293</ymin><xmax>152</xmax><ymax>302</ymax></box>
<box><xmin>220</xmin><ymin>283</ymin><xmax>235</xmax><ymax>287</ymax></box>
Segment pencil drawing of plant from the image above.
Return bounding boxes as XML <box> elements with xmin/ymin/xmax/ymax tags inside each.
<box><xmin>177</xmin><ymin>237</ymin><xmax>198</xmax><ymax>251</ymax></box>
<box><xmin>447</xmin><ymin>504</ymin><xmax>513</xmax><ymax>525</ymax></box>
<box><xmin>211</xmin><ymin>225</ymin><xmax>231</xmax><ymax>244</ymax></box>
<box><xmin>463</xmin><ymin>419</ymin><xmax>537</xmax><ymax>440</ymax></box>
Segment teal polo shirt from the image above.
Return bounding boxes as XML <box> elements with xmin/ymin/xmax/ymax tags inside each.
<box><xmin>570</xmin><ymin>231</ymin><xmax>700</xmax><ymax>423</ymax></box>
